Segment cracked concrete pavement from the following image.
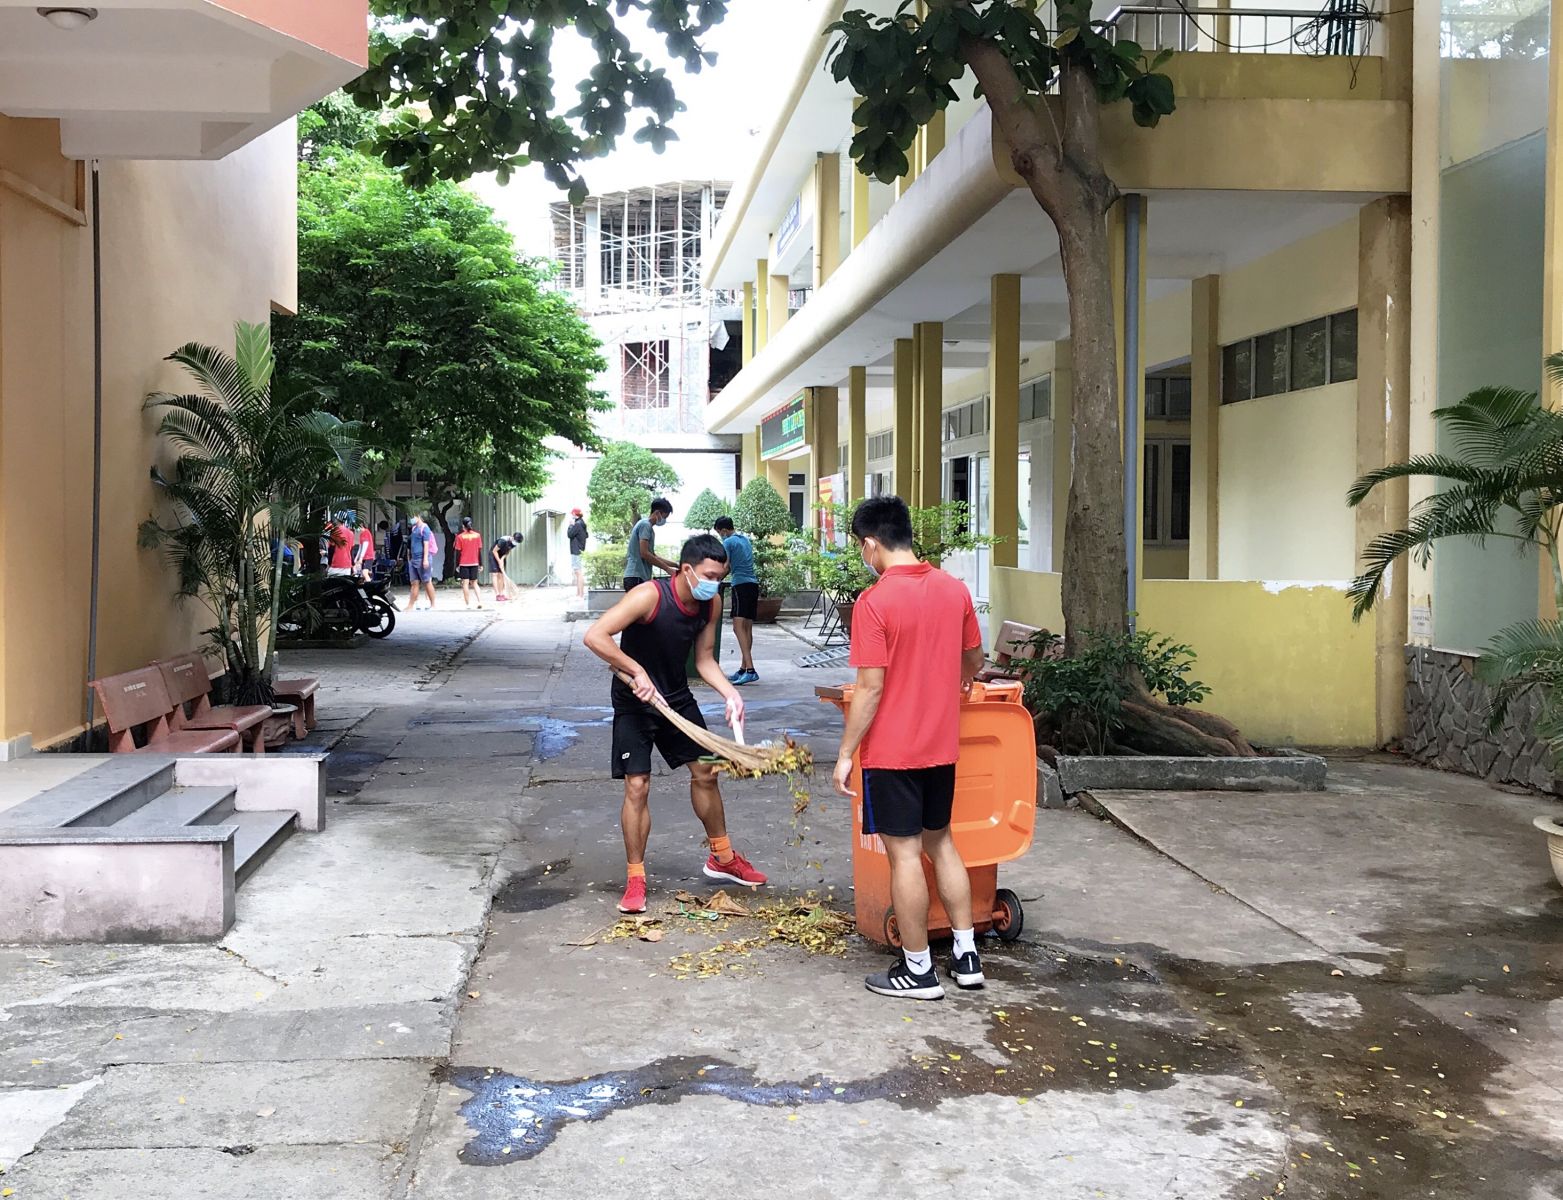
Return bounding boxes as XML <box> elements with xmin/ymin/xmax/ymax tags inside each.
<box><xmin>3</xmin><ymin>587</ymin><xmax>1563</xmax><ymax>1198</ymax></box>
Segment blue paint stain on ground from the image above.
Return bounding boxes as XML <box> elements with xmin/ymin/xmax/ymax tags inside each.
<box><xmin>446</xmin><ymin>1058</ymin><xmax>896</xmax><ymax>1163</ymax></box>
<box><xmin>533</xmin><ymin>718</ymin><xmax>580</xmax><ymax>761</ymax></box>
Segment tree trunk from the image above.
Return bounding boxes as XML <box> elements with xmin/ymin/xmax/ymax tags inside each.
<box><xmin>432</xmin><ymin>493</ymin><xmax>457</xmax><ymax>581</ymax></box>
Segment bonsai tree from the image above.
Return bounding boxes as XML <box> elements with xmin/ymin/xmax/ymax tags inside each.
<box><xmin>733</xmin><ymin>477</ymin><xmax>796</xmax><ymax>598</ymax></box>
<box><xmin>587</xmin><ymin>441</ymin><xmax>680</xmax><ymax>543</ymax></box>
<box><xmin>139</xmin><ymin>322</ymin><xmax>366</xmax><ymax>704</ymax></box>
<box><xmin>1350</xmin><ymin>362</ymin><xmax>1563</xmax><ymax>757</ymax></box>
<box><xmin>684</xmin><ymin>487</ymin><xmax>731</xmax><ymax>530</ymax></box>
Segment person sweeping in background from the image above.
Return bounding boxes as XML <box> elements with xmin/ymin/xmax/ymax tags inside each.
<box><xmin>832</xmin><ymin>496</ymin><xmax>986</xmax><ymax>1001</ymax></box>
<box><xmin>584</xmin><ymin>533</ymin><xmax>768</xmax><ymax>916</ymax></box>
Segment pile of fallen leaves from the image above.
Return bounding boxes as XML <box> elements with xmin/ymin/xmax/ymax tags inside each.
<box><xmin>666</xmin><ymin>889</ymin><xmax>853</xmax><ymax>980</ymax></box>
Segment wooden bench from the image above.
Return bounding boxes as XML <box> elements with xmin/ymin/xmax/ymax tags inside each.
<box><xmin>89</xmin><ymin>668</ymin><xmax>241</xmax><ymax>755</ymax></box>
<box><xmin>272</xmin><ymin>677</ymin><xmax>319</xmax><ymax>740</ymax></box>
<box><xmin>155</xmin><ymin>652</ymin><xmax>274</xmax><ymax>753</ymax></box>
<box><xmin>975</xmin><ymin>620</ymin><xmax>1060</xmax><ymax>682</ymax></box>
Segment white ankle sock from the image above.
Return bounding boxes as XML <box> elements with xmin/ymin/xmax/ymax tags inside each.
<box><xmin>902</xmin><ymin>947</ymin><xmax>933</xmax><ymax>975</ymax></box>
<box><xmin>951</xmin><ymin>928</ymin><xmax>977</xmax><ymax>957</ymax></box>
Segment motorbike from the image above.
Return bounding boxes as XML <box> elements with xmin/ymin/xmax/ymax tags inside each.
<box><xmin>277</xmin><ymin>573</ymin><xmax>397</xmax><ymax>641</ymax></box>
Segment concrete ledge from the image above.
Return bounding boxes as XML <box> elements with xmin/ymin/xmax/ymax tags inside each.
<box><xmin>0</xmin><ymin>830</ymin><xmax>235</xmax><ymax>943</ymax></box>
<box><xmin>173</xmin><ymin>755</ymin><xmax>327</xmax><ymax>831</ymax></box>
<box><xmin>1056</xmin><ymin>751</ymin><xmax>1327</xmax><ymax>795</ymax></box>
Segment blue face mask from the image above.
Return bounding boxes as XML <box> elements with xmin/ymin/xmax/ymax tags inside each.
<box><xmin>691</xmin><ymin>577</ymin><xmax>721</xmax><ymax>602</ymax></box>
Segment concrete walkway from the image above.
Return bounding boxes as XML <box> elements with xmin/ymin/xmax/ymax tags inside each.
<box><xmin>2</xmin><ymin>589</ymin><xmax>1562</xmax><ymax>1198</ymax></box>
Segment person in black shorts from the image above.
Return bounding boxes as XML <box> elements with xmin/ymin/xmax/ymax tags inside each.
<box><xmin>583</xmin><ymin>533</ymin><xmax>769</xmax><ymax>915</ymax></box>
<box><xmin>489</xmin><ymin>531</ymin><xmax>523</xmax><ymax>602</ymax></box>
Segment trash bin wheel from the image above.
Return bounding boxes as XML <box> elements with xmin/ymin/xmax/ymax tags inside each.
<box><xmin>883</xmin><ymin>908</ymin><xmax>903</xmax><ymax>949</ymax></box>
<box><xmin>992</xmin><ymin>888</ymin><xmax>1024</xmax><ymax>942</ymax></box>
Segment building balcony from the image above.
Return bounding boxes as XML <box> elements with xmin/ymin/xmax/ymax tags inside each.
<box><xmin>0</xmin><ymin>0</ymin><xmax>368</xmax><ymax>159</ymax></box>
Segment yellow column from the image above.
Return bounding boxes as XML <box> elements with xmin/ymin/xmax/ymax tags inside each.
<box><xmin>741</xmin><ymin>281</ymin><xmax>755</xmax><ymax>366</ymax></box>
<box><xmin>1051</xmin><ymin>340</ymin><xmax>1073</xmax><ymax>571</ymax></box>
<box><xmin>892</xmin><ymin>338</ymin><xmax>915</xmax><ymax>497</ymax></box>
<box><xmin>1542</xmin><ymin>0</ymin><xmax>1563</xmax><ymax>618</ymax></box>
<box><xmin>741</xmin><ymin>432</ymin><xmax>760</xmax><ymax>486</ymax></box>
<box><xmin>1188</xmin><ymin>275</ymin><xmax>1221</xmax><ymax>580</ymax></box>
<box><xmin>813</xmin><ymin>386</ymin><xmax>840</xmax><ymax>478</ymax></box>
<box><xmin>915</xmin><ymin>321</ymin><xmax>944</xmax><ymax>510</ymax></box>
<box><xmin>754</xmin><ymin>259</ymin><xmax>770</xmax><ymax>352</ymax></box>
<box><xmin>765</xmin><ymin>455</ymin><xmax>790</xmax><ymax>498</ymax></box>
<box><xmin>988</xmin><ymin>275</ymin><xmax>1021</xmax><ymax>569</ymax></box>
<box><xmin>848</xmin><ymin>366</ymin><xmax>868</xmax><ymax>502</ymax></box>
<box><xmin>923</xmin><ymin>109</ymin><xmax>945</xmax><ymax>171</ymax></box>
<box><xmin>1357</xmin><ymin>196</ymin><xmax>1413</xmax><ymax>745</ymax></box>
<box><xmin>768</xmin><ymin>272</ymin><xmax>791</xmax><ymax>342</ymax></box>
<box><xmin>1109</xmin><ymin>196</ymin><xmax>1149</xmax><ymax>578</ymax></box>
<box><xmin>850</xmin><ymin>158</ymin><xmax>871</xmax><ymax>249</ymax></box>
<box><xmin>814</xmin><ymin>154</ymin><xmax>842</xmax><ymax>288</ymax></box>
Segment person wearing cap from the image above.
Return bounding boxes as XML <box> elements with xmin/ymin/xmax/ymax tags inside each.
<box><xmin>455</xmin><ymin>516</ymin><xmax>485</xmax><ymax>609</ymax></box>
<box><xmin>490</xmin><ymin>530</ymin><xmax>524</xmax><ymax>602</ymax></box>
<box><xmin>567</xmin><ymin>508</ymin><xmax>589</xmax><ymax>599</ymax></box>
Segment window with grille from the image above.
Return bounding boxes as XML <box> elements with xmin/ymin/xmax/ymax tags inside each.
<box><xmin>621</xmin><ymin>340</ymin><xmax>670</xmax><ymax>409</ymax></box>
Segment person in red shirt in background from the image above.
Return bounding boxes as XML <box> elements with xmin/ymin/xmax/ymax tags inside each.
<box><xmin>325</xmin><ymin>513</ymin><xmax>355</xmax><ymax>577</ymax></box>
<box><xmin>454</xmin><ymin>516</ymin><xmax>485</xmax><ymax>609</ymax></box>
<box><xmin>832</xmin><ymin>495</ymin><xmax>986</xmax><ymax>1001</ymax></box>
<box><xmin>355</xmin><ymin>517</ymin><xmax>377</xmax><ymax>582</ymax></box>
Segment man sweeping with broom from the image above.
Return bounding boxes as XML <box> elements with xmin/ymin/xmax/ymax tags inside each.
<box><xmin>584</xmin><ymin>533</ymin><xmax>769</xmax><ymax>915</ymax></box>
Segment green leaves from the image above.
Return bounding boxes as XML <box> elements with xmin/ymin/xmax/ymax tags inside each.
<box><xmin>588</xmin><ymin>442</ymin><xmax>681</xmax><ymax>542</ymax></box>
<box><xmin>347</xmin><ymin>0</ymin><xmax>727</xmax><ymax>193</ymax></box>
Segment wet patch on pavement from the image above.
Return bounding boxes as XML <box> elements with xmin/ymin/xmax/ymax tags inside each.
<box><xmin>491</xmin><ymin>860</ymin><xmax>575</xmax><ymax>913</ymax></box>
<box><xmin>323</xmin><ymin>746</ymin><xmax>390</xmax><ymax>797</ymax></box>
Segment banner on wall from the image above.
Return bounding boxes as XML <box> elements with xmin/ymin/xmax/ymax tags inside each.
<box><xmin>818</xmin><ymin>472</ymin><xmax>846</xmax><ymax>547</ymax></box>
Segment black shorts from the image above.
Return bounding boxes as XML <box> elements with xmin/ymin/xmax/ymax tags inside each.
<box><xmin>623</xmin><ymin>577</ymin><xmax>649</xmax><ymax>593</ymax></box>
<box><xmin>458</xmin><ymin>565</ymin><xmax>479</xmax><ymax>581</ymax></box>
<box><xmin>730</xmin><ymin>582</ymin><xmax>760</xmax><ymax>621</ymax></box>
<box><xmin>612</xmin><ymin>692</ymin><xmax>709</xmax><ymax>778</ymax></box>
<box><xmin>862</xmin><ymin>765</ymin><xmax>957</xmax><ymax>838</ymax></box>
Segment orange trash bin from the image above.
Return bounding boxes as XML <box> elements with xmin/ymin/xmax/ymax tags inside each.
<box><xmin>817</xmin><ymin>680</ymin><xmax>1038</xmax><ymax>947</ymax></box>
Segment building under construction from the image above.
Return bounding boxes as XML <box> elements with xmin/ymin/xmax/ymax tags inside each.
<box><xmin>543</xmin><ymin>181</ymin><xmax>742</xmax><ymax>525</ymax></box>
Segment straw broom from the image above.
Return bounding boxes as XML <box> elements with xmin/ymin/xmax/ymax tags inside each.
<box><xmin>612</xmin><ymin>670</ymin><xmax>811</xmax><ymax>777</ymax></box>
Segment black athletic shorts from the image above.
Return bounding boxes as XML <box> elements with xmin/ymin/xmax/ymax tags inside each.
<box><xmin>612</xmin><ymin>692</ymin><xmax>708</xmax><ymax>778</ymax></box>
<box><xmin>861</xmin><ymin>764</ymin><xmax>957</xmax><ymax>838</ymax></box>
<box><xmin>730</xmin><ymin>581</ymin><xmax>759</xmax><ymax>621</ymax></box>
<box><xmin>623</xmin><ymin>576</ymin><xmax>649</xmax><ymax>593</ymax></box>
<box><xmin>458</xmin><ymin>564</ymin><xmax>479</xmax><ymax>581</ymax></box>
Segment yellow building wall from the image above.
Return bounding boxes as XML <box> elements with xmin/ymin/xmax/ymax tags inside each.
<box><xmin>0</xmin><ymin>117</ymin><xmax>298</xmax><ymax>748</ymax></box>
<box><xmin>988</xmin><ymin>569</ymin><xmax>1377</xmax><ymax>747</ymax></box>
<box><xmin>1219</xmin><ymin>217</ymin><xmax>1358</xmax><ymax>342</ymax></box>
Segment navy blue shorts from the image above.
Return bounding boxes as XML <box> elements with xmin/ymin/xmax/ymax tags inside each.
<box><xmin>862</xmin><ymin>765</ymin><xmax>956</xmax><ymax>838</ymax></box>
<box><xmin>409</xmin><ymin>563</ymin><xmax>434</xmax><ymax>583</ymax></box>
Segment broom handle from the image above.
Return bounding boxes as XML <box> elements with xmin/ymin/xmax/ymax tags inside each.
<box><xmin>613</xmin><ymin>668</ymin><xmax>669</xmax><ymax>714</ymax></box>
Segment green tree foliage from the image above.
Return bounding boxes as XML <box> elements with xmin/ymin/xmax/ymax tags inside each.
<box><xmin>1349</xmin><ymin>361</ymin><xmax>1563</xmax><ymax>758</ymax></box>
<box><xmin>683</xmin><ymin>487</ymin><xmax>730</xmax><ymax>529</ymax></box>
<box><xmin>297</xmin><ymin>91</ymin><xmax>379</xmax><ymax>164</ymax></box>
<box><xmin>274</xmin><ymin>109</ymin><xmax>606</xmax><ymax>567</ymax></box>
<box><xmin>347</xmin><ymin>1</ymin><xmax>727</xmax><ymax>196</ymax></box>
<box><xmin>139</xmin><ymin>322</ymin><xmax>366</xmax><ymax>703</ymax></box>
<box><xmin>732</xmin><ymin>477</ymin><xmax>794</xmax><ymax>539</ymax></box>
<box><xmin>588</xmin><ymin>441</ymin><xmax>680</xmax><ymax>542</ymax></box>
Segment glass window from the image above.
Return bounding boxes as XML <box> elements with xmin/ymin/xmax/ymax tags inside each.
<box><xmin>1290</xmin><ymin>318</ymin><xmax>1327</xmax><ymax>391</ymax></box>
<box><xmin>1169</xmin><ymin>442</ymin><xmax>1191</xmax><ymax>542</ymax></box>
<box><xmin>1144</xmin><ymin>377</ymin><xmax>1165</xmax><ymax>418</ymax></box>
<box><xmin>1329</xmin><ymin>309</ymin><xmax>1358</xmax><ymax>382</ymax></box>
<box><xmin>1222</xmin><ymin>341</ymin><xmax>1252</xmax><ymax>404</ymax></box>
<box><xmin>1144</xmin><ymin>441</ymin><xmax>1162</xmax><ymax>541</ymax></box>
<box><xmin>1254</xmin><ymin>329</ymin><xmax>1289</xmax><ymax>397</ymax></box>
<box><xmin>1165</xmin><ymin>376</ymin><xmax>1192</xmax><ymax>418</ymax></box>
<box><xmin>1034</xmin><ymin>376</ymin><xmax>1052</xmax><ymax>420</ymax></box>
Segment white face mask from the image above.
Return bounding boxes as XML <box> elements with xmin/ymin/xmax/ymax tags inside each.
<box><xmin>860</xmin><ymin>538</ymin><xmax>880</xmax><ymax>578</ymax></box>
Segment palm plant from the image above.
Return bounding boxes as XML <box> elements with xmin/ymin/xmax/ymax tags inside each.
<box><xmin>1349</xmin><ymin>354</ymin><xmax>1563</xmax><ymax>753</ymax></box>
<box><xmin>138</xmin><ymin>321</ymin><xmax>366</xmax><ymax>705</ymax></box>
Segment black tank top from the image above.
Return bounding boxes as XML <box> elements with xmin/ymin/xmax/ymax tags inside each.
<box><xmin>612</xmin><ymin>577</ymin><xmax>715</xmax><ymax>709</ymax></box>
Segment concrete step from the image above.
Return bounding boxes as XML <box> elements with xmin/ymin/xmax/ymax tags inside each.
<box><xmin>233</xmin><ymin>810</ymin><xmax>297</xmax><ymax>886</ymax></box>
<box><xmin>113</xmin><ymin>786</ymin><xmax>237</xmax><ymax>831</ymax></box>
<box><xmin>0</xmin><ymin>756</ymin><xmax>177</xmax><ymax>830</ymax></box>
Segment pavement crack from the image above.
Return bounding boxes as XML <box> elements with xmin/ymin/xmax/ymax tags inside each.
<box><xmin>215</xmin><ymin>945</ymin><xmax>289</xmax><ymax>988</ymax></box>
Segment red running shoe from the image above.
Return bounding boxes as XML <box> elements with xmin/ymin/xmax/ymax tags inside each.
<box><xmin>703</xmin><ymin>851</ymin><xmax>767</xmax><ymax>888</ymax></box>
<box><xmin>617</xmin><ymin>875</ymin><xmax>647</xmax><ymax>914</ymax></box>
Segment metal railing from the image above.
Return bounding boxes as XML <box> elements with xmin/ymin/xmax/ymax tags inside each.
<box><xmin>1103</xmin><ymin>4</ymin><xmax>1375</xmax><ymax>55</ymax></box>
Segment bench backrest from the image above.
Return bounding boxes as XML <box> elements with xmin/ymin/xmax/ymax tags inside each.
<box><xmin>156</xmin><ymin>651</ymin><xmax>216</xmax><ymax>709</ymax></box>
<box><xmin>993</xmin><ymin>621</ymin><xmax>1042</xmax><ymax>664</ymax></box>
<box><xmin>90</xmin><ymin>668</ymin><xmax>176</xmax><ymax>737</ymax></box>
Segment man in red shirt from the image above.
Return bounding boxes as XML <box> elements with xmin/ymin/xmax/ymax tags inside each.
<box><xmin>832</xmin><ymin>496</ymin><xmax>985</xmax><ymax>1001</ymax></box>
<box><xmin>454</xmin><ymin>516</ymin><xmax>485</xmax><ymax>609</ymax></box>
<box><xmin>354</xmin><ymin>519</ymin><xmax>376</xmax><ymax>581</ymax></box>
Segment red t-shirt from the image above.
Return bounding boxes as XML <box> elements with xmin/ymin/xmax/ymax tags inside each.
<box><xmin>357</xmin><ymin>527</ymin><xmax>375</xmax><ymax>558</ymax></box>
<box><xmin>327</xmin><ymin>525</ymin><xmax>353</xmax><ymax>570</ymax></box>
<box><xmin>848</xmin><ymin>561</ymin><xmax>982</xmax><ymax>769</ymax></box>
<box><xmin>455</xmin><ymin>529</ymin><xmax>483</xmax><ymax>567</ymax></box>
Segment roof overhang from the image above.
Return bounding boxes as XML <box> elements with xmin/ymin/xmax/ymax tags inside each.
<box><xmin>0</xmin><ymin>0</ymin><xmax>368</xmax><ymax>159</ymax></box>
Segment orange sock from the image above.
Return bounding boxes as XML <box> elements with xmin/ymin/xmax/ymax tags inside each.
<box><xmin>627</xmin><ymin>862</ymin><xmax>646</xmax><ymax>879</ymax></box>
<box><xmin>709</xmin><ymin>835</ymin><xmax>735</xmax><ymax>864</ymax></box>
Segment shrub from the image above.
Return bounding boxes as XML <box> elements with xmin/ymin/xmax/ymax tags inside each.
<box><xmin>583</xmin><ymin>546</ymin><xmax>625</xmax><ymax>589</ymax></box>
<box><xmin>684</xmin><ymin>488</ymin><xmax>730</xmax><ymax>530</ymax></box>
<box><xmin>732</xmin><ymin>477</ymin><xmax>794</xmax><ymax>538</ymax></box>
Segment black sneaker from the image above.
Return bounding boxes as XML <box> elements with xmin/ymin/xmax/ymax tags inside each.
<box><xmin>948</xmin><ymin>949</ymin><xmax>986</xmax><ymax>989</ymax></box>
<box><xmin>865</xmin><ymin>957</ymin><xmax>945</xmax><ymax>1001</ymax></box>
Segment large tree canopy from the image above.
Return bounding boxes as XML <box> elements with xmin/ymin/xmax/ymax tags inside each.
<box><xmin>348</xmin><ymin>0</ymin><xmax>727</xmax><ymax>197</ymax></box>
<box><xmin>274</xmin><ymin>111</ymin><xmax>606</xmax><ymax>530</ymax></box>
